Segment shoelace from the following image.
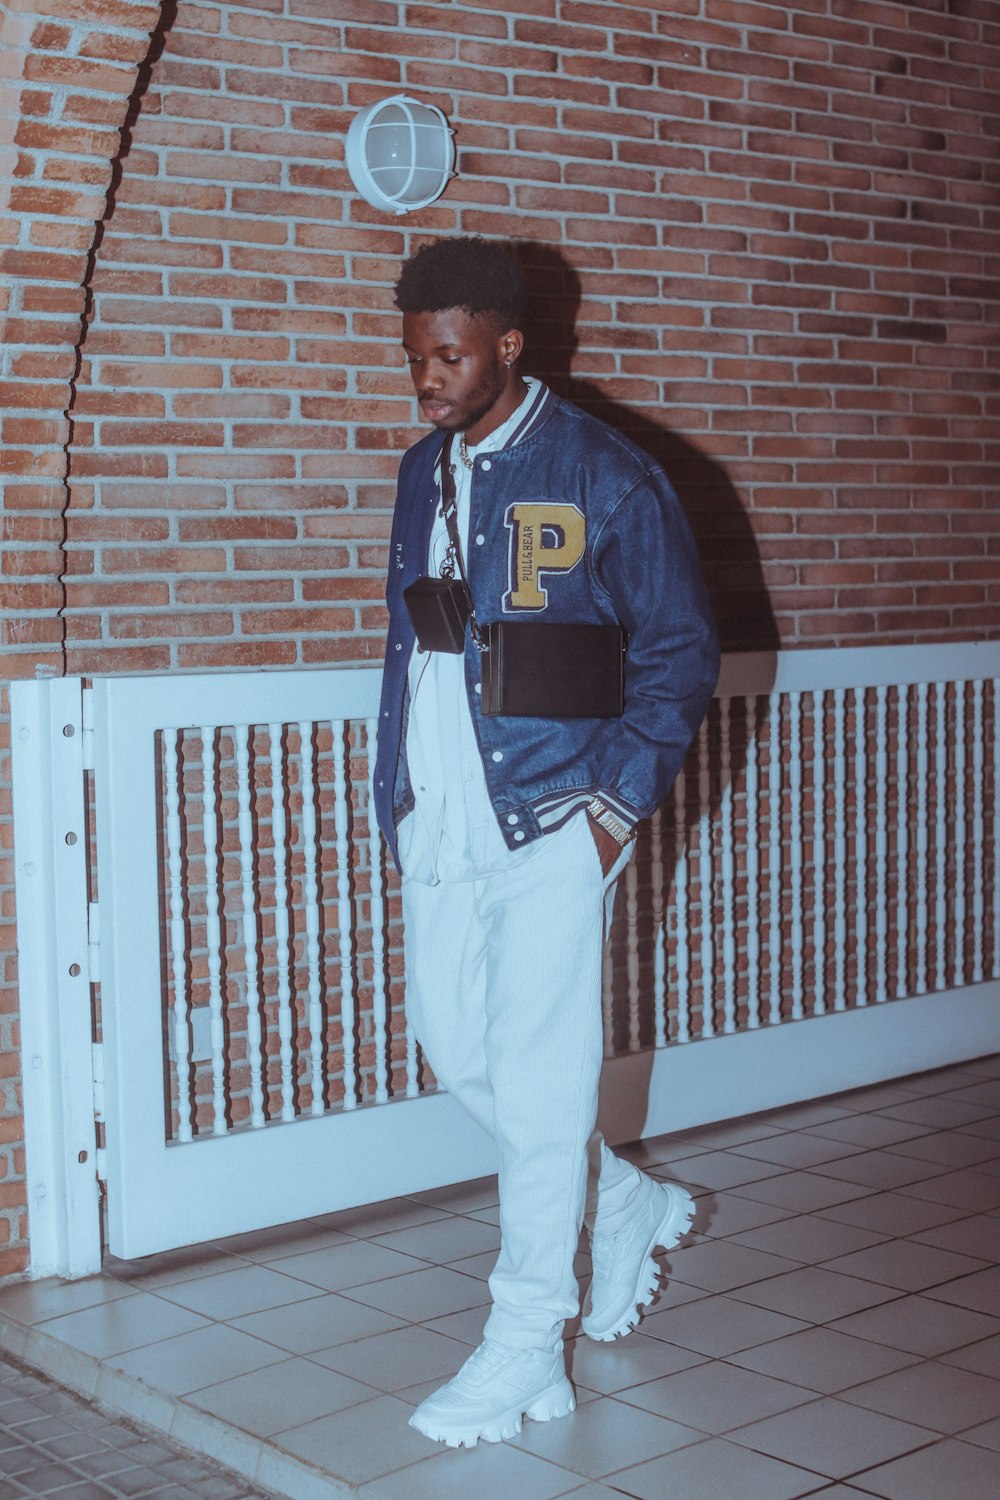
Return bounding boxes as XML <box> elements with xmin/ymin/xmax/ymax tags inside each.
<box><xmin>462</xmin><ymin>1341</ymin><xmax>514</xmax><ymax>1386</ymax></box>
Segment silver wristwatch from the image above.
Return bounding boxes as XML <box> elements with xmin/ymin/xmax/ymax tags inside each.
<box><xmin>586</xmin><ymin>797</ymin><xmax>636</xmax><ymax>848</ymax></box>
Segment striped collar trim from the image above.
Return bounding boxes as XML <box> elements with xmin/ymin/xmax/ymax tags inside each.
<box><xmin>431</xmin><ymin>380</ymin><xmax>555</xmax><ymax>479</ymax></box>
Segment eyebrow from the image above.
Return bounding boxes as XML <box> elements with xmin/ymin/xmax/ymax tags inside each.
<box><xmin>401</xmin><ymin>340</ymin><xmax>463</xmax><ymax>352</ymax></box>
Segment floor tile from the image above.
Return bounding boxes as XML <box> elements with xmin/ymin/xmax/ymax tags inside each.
<box><xmin>897</xmin><ymin>1167</ymin><xmax>1000</xmax><ymax>1212</ymax></box>
<box><xmin>341</xmin><ymin>1265</ymin><xmax>491</xmax><ymax>1322</ymax></box>
<box><xmin>667</xmin><ymin>1238</ymin><xmax>800</xmax><ymax>1293</ymax></box>
<box><xmin>276</xmin><ymin>1393</ymin><xmax>431</xmax><ymax>1484</ymax></box>
<box><xmin>828</xmin><ymin>1293</ymin><xmax>1000</xmax><ymax>1357</ymax></box>
<box><xmin>909</xmin><ymin>1212</ymin><xmax>1000</xmax><ymax>1259</ymax></box>
<box><xmin>839</xmin><ymin>1358</ymin><xmax>1000</xmax><ymax>1434</ymax></box>
<box><xmin>732</xmin><ymin>1173</ymin><xmax>872</xmax><ymax>1214</ymax></box>
<box><xmin>801</xmin><ymin>1116</ymin><xmax>934</xmax><ymax>1149</ymax></box>
<box><xmin>154</xmin><ymin>1265</ymin><xmax>323</xmax><ymax>1320</ymax></box>
<box><xmin>961</xmin><ymin>1414</ymin><xmax>1000</xmax><ymax>1452</ymax></box>
<box><xmin>726</xmin><ymin>1395</ymin><xmax>932</xmax><ymax>1478</ymax></box>
<box><xmin>422</xmin><ymin>1303</ymin><xmax>490</xmax><ymax>1347</ymax></box>
<box><xmin>639</xmin><ymin>1293</ymin><xmax>809</xmax><ymax>1358</ymax></box>
<box><xmin>729</xmin><ymin>1326</ymin><xmax>920</xmax><ymax>1393</ymax></box>
<box><xmin>819</xmin><ymin>1239</ymin><xmax>989</xmax><ymax>1292</ymax></box>
<box><xmin>38</xmin><ymin>1292</ymin><xmax>208</xmax><ymax>1359</ymax></box>
<box><xmin>731</xmin><ymin>1136</ymin><xmax>865</xmax><ymax>1170</ymax></box>
<box><xmin>619</xmin><ymin>1358</ymin><xmax>815</xmax><ymax>1434</ymax></box>
<box><xmin>679</xmin><ymin>1120</ymin><xmax>790</xmax><ymax>1149</ymax></box>
<box><xmin>232</xmin><ymin>1291</ymin><xmax>403</xmax><ymax>1352</ymax></box>
<box><xmin>209</xmin><ymin>1221</ymin><xmax>354</xmax><ymax>1264</ymax></box>
<box><xmin>446</xmin><ymin>1249</ymin><xmax>499</xmax><ymax>1280</ymax></box>
<box><xmin>756</xmin><ymin>1103</ymin><xmax>856</xmax><ymax>1131</ymax></box>
<box><xmin>311</xmin><ymin>1199</ymin><xmax>452</xmax><ymax>1238</ymax></box>
<box><xmin>371</xmin><ymin>1216</ymin><xmax>501</xmax><ymax>1264</ymax></box>
<box><xmin>729</xmin><ymin>1266</ymin><xmax>900</xmax><ymax>1323</ymax></box>
<box><xmin>942</xmin><ymin>1081</ymin><xmax>1000</xmax><ymax>1109</ymax></box>
<box><xmin>828</xmin><ymin>1085</ymin><xmax>924</xmax><ymax>1111</ymax></box>
<box><xmin>510</xmin><ymin>1392</ymin><xmax>701</xmax><ymax>1478</ymax></box>
<box><xmin>811</xmin><ymin>1152</ymin><xmax>947</xmax><ymax>1193</ymax></box>
<box><xmin>693</xmin><ymin>1193</ymin><xmax>798</xmax><ymax>1240</ymax></box>
<box><xmin>104</xmin><ymin>1243</ymin><xmax>244</xmax><ymax>1289</ymax></box>
<box><xmin>186</xmin><ymin>1357</ymin><xmax>373</xmax><ymax>1436</ymax></box>
<box><xmin>566</xmin><ymin>1332</ymin><xmax>706</xmax><ymax>1394</ymax></box>
<box><xmin>107</xmin><ymin>1322</ymin><xmax>286</xmax><ymax>1396</ymax></box>
<box><xmin>730</xmin><ymin>1214</ymin><xmax>888</xmax><ymax>1265</ymax></box>
<box><xmin>666</xmin><ymin>1151</ymin><xmax>790</xmax><ymax>1194</ymax></box>
<box><xmin>610</xmin><ymin>1435</ymin><xmax>828</xmax><ymax>1500</ymax></box>
<box><xmin>815</xmin><ymin>1191</ymin><xmax>965</xmax><ymax>1238</ymax></box>
<box><xmin>405</xmin><ymin>1176</ymin><xmax>499</xmax><ymax>1213</ymax></box>
<box><xmin>922</xmin><ymin>1264</ymin><xmax>1000</xmax><ymax>1315</ymax></box>
<box><xmin>309</xmin><ymin>1325</ymin><xmax>470</xmax><ymax>1392</ymax></box>
<box><xmin>261</xmin><ymin>1240</ymin><xmax>427</xmax><ymax>1292</ymax></box>
<box><xmin>850</xmin><ymin>1436</ymin><xmax>1000</xmax><ymax>1498</ymax></box>
<box><xmin>939</xmin><ymin>1331</ymin><xmax>1000</xmax><ymax>1376</ymax></box>
<box><xmin>358</xmin><ymin>1438</ymin><xmax>582</xmax><ymax>1500</ymax></box>
<box><xmin>884</xmin><ymin>1131</ymin><xmax>1000</xmax><ymax>1168</ymax></box>
<box><xmin>878</xmin><ymin>1097</ymin><xmax>997</xmax><ymax>1129</ymax></box>
<box><xmin>0</xmin><ymin>1276</ymin><xmax>135</xmax><ymax>1327</ymax></box>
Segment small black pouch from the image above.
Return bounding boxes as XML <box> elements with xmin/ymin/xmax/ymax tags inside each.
<box><xmin>480</xmin><ymin>620</ymin><xmax>625</xmax><ymax>718</ymax></box>
<box><xmin>403</xmin><ymin>576</ymin><xmax>469</xmax><ymax>655</ymax></box>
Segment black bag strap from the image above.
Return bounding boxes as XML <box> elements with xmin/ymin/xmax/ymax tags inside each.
<box><xmin>439</xmin><ymin>435</ymin><xmax>487</xmax><ymax>651</ymax></box>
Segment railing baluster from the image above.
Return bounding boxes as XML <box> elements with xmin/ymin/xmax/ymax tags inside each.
<box><xmin>812</xmin><ymin>689</ymin><xmax>826</xmax><ymax>1017</ymax></box>
<box><xmin>915</xmin><ymin>683</ymin><xmax>929</xmax><ymax>996</ymax></box>
<box><xmin>934</xmin><ymin>681</ymin><xmax>948</xmax><ymax>992</ymax></box>
<box><xmin>626</xmin><ymin>856</ymin><xmax>640</xmax><ymax>1053</ymax></box>
<box><xmin>235</xmin><ymin>724</ymin><xmax>265</xmax><ymax>1130</ymax></box>
<box><xmin>767</xmin><ymin>691</ymin><xmax>782</xmax><ymax>1025</ymax></box>
<box><xmin>972</xmin><ymin>679</ymin><xmax>985</xmax><ymax>985</ymax></box>
<box><xmin>365</xmin><ymin>719</ymin><xmax>390</xmax><ymax>1105</ymax></box>
<box><xmin>954</xmin><ymin>681</ymin><xmax>967</xmax><ymax>989</ymax></box>
<box><xmin>698</xmin><ymin>718</ymin><xmax>714</xmax><ymax>1038</ymax></box>
<box><xmin>674</xmin><ymin>767</ymin><xmax>691</xmax><ymax>1044</ymax></box>
<box><xmin>832</xmin><ymin>687</ymin><xmax>847</xmax><ymax>1011</ymax></box>
<box><xmin>854</xmin><ymin>687</ymin><xmax>868</xmax><ymax>1007</ymax></box>
<box><xmin>994</xmin><ymin>679</ymin><xmax>1000</xmax><ymax>981</ymax></box>
<box><xmin>164</xmin><ymin>730</ymin><xmax>193</xmax><ymax>1143</ymax></box>
<box><xmin>298</xmin><ymin>721</ymin><xmax>324</xmax><ymax>1117</ymax></box>
<box><xmin>874</xmin><ymin>684</ymin><xmax>889</xmax><ymax>1003</ymax></box>
<box><xmin>719</xmin><ymin>697</ymin><xmax>736</xmax><ymax>1035</ymax></box>
<box><xmin>789</xmin><ymin>690</ymin><xmax>804</xmax><ymax>1021</ymax></box>
<box><xmin>200</xmin><ymin>727</ymin><xmax>227</xmax><ymax>1137</ymax></box>
<box><xmin>332</xmin><ymin>720</ymin><xmax>357</xmax><ymax>1109</ymax></box>
<box><xmin>269</xmin><ymin>722</ymin><xmax>295</xmax><ymax>1122</ymax></box>
<box><xmin>745</xmin><ymin>696</ymin><xmax>761</xmax><ymax>1028</ymax></box>
<box><xmin>650</xmin><ymin>806</ymin><xmax>667</xmax><ymax>1049</ymax></box>
<box><xmin>895</xmin><ymin>684</ymin><xmax>909</xmax><ymax>999</ymax></box>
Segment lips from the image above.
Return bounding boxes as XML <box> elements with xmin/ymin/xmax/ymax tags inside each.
<box><xmin>420</xmin><ymin>398</ymin><xmax>453</xmax><ymax>420</ymax></box>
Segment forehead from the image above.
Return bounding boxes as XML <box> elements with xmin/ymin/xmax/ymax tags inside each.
<box><xmin>401</xmin><ymin>306</ymin><xmax>497</xmax><ymax>350</ymax></box>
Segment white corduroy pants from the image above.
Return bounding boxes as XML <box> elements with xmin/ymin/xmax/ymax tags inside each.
<box><xmin>401</xmin><ymin>811</ymin><xmax>644</xmax><ymax>1353</ymax></box>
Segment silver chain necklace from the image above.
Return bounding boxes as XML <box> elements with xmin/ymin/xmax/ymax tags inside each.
<box><xmin>458</xmin><ymin>435</ymin><xmax>474</xmax><ymax>471</ymax></box>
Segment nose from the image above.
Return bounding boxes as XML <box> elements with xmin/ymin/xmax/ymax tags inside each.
<box><xmin>417</xmin><ymin>365</ymin><xmax>444</xmax><ymax>394</ymax></box>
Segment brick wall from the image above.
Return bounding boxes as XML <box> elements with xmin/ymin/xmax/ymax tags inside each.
<box><xmin>2</xmin><ymin>0</ymin><xmax>998</xmax><ymax>1275</ymax></box>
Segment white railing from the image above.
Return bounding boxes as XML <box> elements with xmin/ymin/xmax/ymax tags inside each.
<box><xmin>11</xmin><ymin>641</ymin><xmax>1000</xmax><ymax>1271</ymax></box>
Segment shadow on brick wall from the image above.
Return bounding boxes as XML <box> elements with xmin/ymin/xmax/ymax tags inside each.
<box><xmin>513</xmin><ymin>241</ymin><xmax>778</xmax><ymax>657</ymax></box>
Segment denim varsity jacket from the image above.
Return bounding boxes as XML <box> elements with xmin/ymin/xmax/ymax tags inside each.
<box><xmin>373</xmin><ymin>385</ymin><xmax>721</xmax><ymax>871</ymax></box>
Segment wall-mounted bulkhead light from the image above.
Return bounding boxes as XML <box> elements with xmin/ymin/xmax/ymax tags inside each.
<box><xmin>346</xmin><ymin>94</ymin><xmax>455</xmax><ymax>216</ymax></box>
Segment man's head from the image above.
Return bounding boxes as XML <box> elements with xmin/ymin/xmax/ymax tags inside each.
<box><xmin>394</xmin><ymin>237</ymin><xmax>527</xmax><ymax>444</ymax></box>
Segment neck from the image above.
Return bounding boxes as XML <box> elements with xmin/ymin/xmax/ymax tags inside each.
<box><xmin>463</xmin><ymin>373</ymin><xmax>527</xmax><ymax>445</ymax></box>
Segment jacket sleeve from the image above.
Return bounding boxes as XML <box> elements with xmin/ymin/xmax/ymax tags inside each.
<box><xmin>589</xmin><ymin>464</ymin><xmax>720</xmax><ymax>822</ymax></box>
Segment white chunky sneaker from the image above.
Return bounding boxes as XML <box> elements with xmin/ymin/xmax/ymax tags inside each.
<box><xmin>408</xmin><ymin>1340</ymin><xmax>575</xmax><ymax>1448</ymax></box>
<box><xmin>582</xmin><ymin>1177</ymin><xmax>696</xmax><ymax>1341</ymax></box>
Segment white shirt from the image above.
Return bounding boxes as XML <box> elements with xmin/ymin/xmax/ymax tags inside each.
<box><xmin>398</xmin><ymin>381</ymin><xmax>540</xmax><ymax>885</ymax></box>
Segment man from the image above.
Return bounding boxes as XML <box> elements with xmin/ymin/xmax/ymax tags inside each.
<box><xmin>373</xmin><ymin>236</ymin><xmax>719</xmax><ymax>1449</ymax></box>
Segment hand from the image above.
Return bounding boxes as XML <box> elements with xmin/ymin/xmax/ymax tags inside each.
<box><xmin>587</xmin><ymin>815</ymin><xmax>623</xmax><ymax>876</ymax></box>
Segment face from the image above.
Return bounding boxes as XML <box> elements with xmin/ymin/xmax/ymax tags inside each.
<box><xmin>402</xmin><ymin>306</ymin><xmax>524</xmax><ymax>445</ymax></box>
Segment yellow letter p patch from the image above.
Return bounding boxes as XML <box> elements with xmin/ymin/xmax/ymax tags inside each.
<box><xmin>503</xmin><ymin>503</ymin><xmax>586</xmax><ymax>611</ymax></box>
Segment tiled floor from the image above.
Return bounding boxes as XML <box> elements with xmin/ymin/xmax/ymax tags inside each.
<box><xmin>2</xmin><ymin>1055</ymin><xmax>1000</xmax><ymax>1498</ymax></box>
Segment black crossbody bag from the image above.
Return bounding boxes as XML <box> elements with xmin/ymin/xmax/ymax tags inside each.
<box><xmin>403</xmin><ymin>435</ymin><xmax>625</xmax><ymax>718</ymax></box>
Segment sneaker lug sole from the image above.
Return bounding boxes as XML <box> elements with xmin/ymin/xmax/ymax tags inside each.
<box><xmin>583</xmin><ymin>1186</ymin><xmax>696</xmax><ymax>1342</ymax></box>
<box><xmin>409</xmin><ymin>1377</ymin><xmax>575</xmax><ymax>1449</ymax></box>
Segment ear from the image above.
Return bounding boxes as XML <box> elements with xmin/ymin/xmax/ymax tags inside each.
<box><xmin>498</xmin><ymin>328</ymin><xmax>524</xmax><ymax>368</ymax></box>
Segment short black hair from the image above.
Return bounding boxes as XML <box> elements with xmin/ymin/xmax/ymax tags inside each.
<box><xmin>393</xmin><ymin>236</ymin><xmax>525</xmax><ymax>333</ymax></box>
